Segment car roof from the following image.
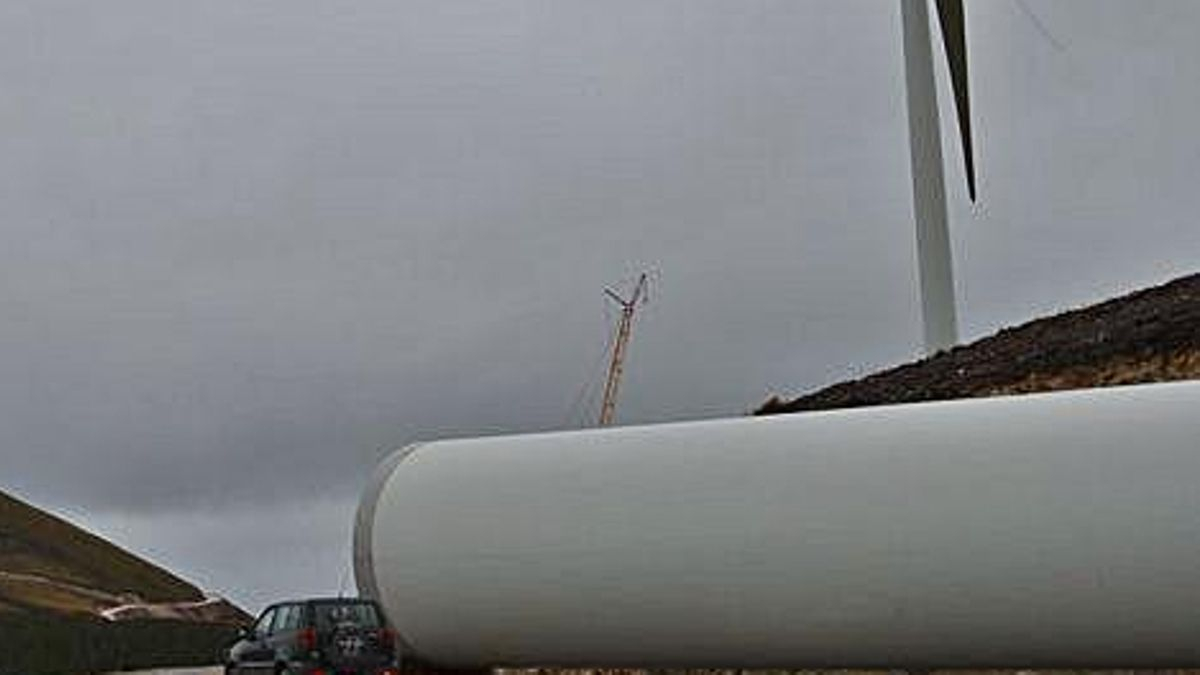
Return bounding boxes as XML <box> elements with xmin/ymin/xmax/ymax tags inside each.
<box><xmin>260</xmin><ymin>597</ymin><xmax>378</xmax><ymax>612</ymax></box>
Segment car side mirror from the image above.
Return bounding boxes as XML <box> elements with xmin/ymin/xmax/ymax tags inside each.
<box><xmin>237</xmin><ymin>626</ymin><xmax>255</xmax><ymax>640</ymax></box>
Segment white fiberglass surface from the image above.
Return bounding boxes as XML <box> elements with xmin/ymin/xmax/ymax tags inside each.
<box><xmin>365</xmin><ymin>381</ymin><xmax>1200</xmax><ymax>668</ymax></box>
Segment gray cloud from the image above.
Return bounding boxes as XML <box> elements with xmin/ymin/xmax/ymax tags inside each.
<box><xmin>4</xmin><ymin>0</ymin><xmax>1200</xmax><ymax>606</ymax></box>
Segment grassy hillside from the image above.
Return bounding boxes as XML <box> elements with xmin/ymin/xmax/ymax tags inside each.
<box><xmin>758</xmin><ymin>272</ymin><xmax>1200</xmax><ymax>414</ymax></box>
<box><xmin>0</xmin><ymin>489</ymin><xmax>200</xmax><ymax>604</ymax></box>
<box><xmin>0</xmin><ymin>490</ymin><xmax>247</xmax><ymax>674</ymax></box>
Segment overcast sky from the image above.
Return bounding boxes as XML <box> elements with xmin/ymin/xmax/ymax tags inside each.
<box><xmin>4</xmin><ymin>0</ymin><xmax>1200</xmax><ymax>612</ymax></box>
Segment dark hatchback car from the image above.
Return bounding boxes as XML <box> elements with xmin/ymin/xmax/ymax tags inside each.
<box><xmin>226</xmin><ymin>597</ymin><xmax>399</xmax><ymax>675</ymax></box>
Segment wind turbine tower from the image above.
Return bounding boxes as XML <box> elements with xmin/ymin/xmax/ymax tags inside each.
<box><xmin>900</xmin><ymin>0</ymin><xmax>976</xmax><ymax>355</ymax></box>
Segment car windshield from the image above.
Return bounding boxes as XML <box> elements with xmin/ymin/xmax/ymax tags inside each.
<box><xmin>313</xmin><ymin>601</ymin><xmax>381</xmax><ymax>631</ymax></box>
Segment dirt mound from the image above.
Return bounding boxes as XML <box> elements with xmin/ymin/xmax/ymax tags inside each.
<box><xmin>757</xmin><ymin>272</ymin><xmax>1200</xmax><ymax>415</ymax></box>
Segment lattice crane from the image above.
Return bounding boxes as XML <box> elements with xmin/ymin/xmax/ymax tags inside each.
<box><xmin>597</xmin><ymin>273</ymin><xmax>649</xmax><ymax>427</ymax></box>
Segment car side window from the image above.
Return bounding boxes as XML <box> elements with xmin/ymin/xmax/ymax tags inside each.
<box><xmin>283</xmin><ymin>604</ymin><xmax>303</xmax><ymax>631</ymax></box>
<box><xmin>292</xmin><ymin>604</ymin><xmax>308</xmax><ymax>629</ymax></box>
<box><xmin>271</xmin><ymin>604</ymin><xmax>296</xmax><ymax>633</ymax></box>
<box><xmin>254</xmin><ymin>607</ymin><xmax>276</xmax><ymax>636</ymax></box>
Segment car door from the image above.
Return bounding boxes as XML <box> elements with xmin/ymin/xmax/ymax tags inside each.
<box><xmin>236</xmin><ymin>606</ymin><xmax>278</xmax><ymax>674</ymax></box>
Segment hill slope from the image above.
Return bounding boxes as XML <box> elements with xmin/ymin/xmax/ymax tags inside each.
<box><xmin>0</xmin><ymin>490</ymin><xmax>200</xmax><ymax>606</ymax></box>
<box><xmin>758</xmin><ymin>272</ymin><xmax>1200</xmax><ymax>414</ymax></box>
<box><xmin>0</xmin><ymin>490</ymin><xmax>248</xmax><ymax>674</ymax></box>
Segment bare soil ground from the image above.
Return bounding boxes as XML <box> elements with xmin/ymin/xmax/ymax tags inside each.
<box><xmin>756</xmin><ymin>273</ymin><xmax>1200</xmax><ymax>415</ymax></box>
<box><xmin>108</xmin><ymin>662</ymin><xmax>223</xmax><ymax>667</ymax></box>
<box><xmin>509</xmin><ymin>670</ymin><xmax>1200</xmax><ymax>675</ymax></box>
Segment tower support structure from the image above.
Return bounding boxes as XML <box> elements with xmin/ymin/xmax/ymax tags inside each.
<box><xmin>902</xmin><ymin>0</ymin><xmax>959</xmax><ymax>354</ymax></box>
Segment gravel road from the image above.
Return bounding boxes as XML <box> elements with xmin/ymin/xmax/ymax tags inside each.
<box><xmin>106</xmin><ymin>662</ymin><xmax>222</xmax><ymax>667</ymax></box>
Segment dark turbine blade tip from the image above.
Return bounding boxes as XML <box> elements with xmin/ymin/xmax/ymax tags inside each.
<box><xmin>934</xmin><ymin>0</ymin><xmax>976</xmax><ymax>201</ymax></box>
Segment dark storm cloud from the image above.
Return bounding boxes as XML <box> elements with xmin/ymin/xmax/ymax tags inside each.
<box><xmin>4</xmin><ymin>1</ymin><xmax>1200</xmax><ymax>605</ymax></box>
